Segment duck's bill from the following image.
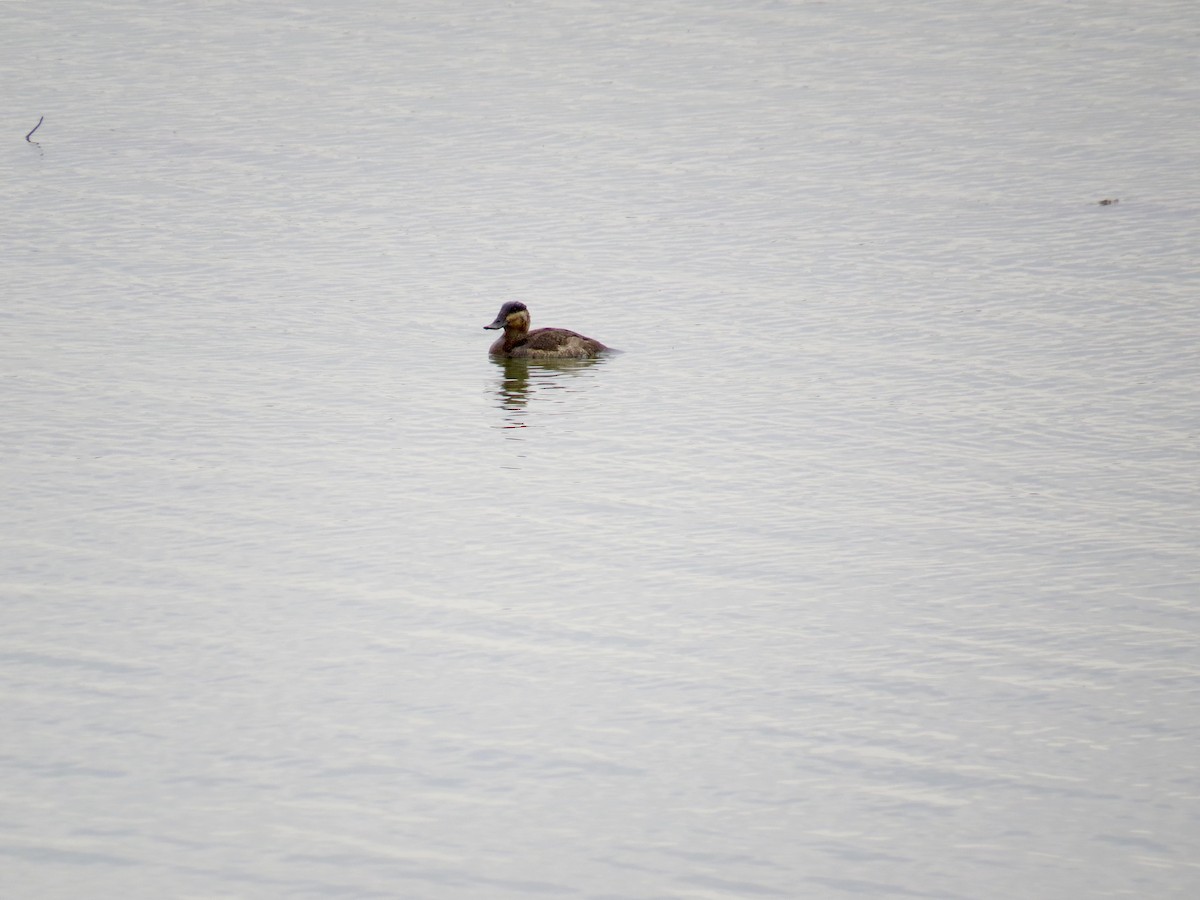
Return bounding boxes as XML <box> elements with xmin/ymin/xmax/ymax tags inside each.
<box><xmin>483</xmin><ymin>319</ymin><xmax>505</xmax><ymax>330</ymax></box>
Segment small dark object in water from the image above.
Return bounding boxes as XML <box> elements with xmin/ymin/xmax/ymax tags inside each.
<box><xmin>25</xmin><ymin>116</ymin><xmax>44</xmax><ymax>142</ymax></box>
<box><xmin>483</xmin><ymin>301</ymin><xmax>611</xmax><ymax>359</ymax></box>
<box><xmin>1098</xmin><ymin>198</ymin><xmax>1119</xmax><ymax>206</ymax></box>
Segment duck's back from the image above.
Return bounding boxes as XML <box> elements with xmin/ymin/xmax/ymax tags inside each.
<box><xmin>510</xmin><ymin>327</ymin><xmax>608</xmax><ymax>359</ymax></box>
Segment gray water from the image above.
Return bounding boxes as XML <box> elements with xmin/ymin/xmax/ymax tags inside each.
<box><xmin>2</xmin><ymin>1</ymin><xmax>1198</xmax><ymax>898</ymax></box>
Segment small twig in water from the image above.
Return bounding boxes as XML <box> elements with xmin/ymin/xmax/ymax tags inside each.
<box><xmin>26</xmin><ymin>116</ymin><xmax>44</xmax><ymax>142</ymax></box>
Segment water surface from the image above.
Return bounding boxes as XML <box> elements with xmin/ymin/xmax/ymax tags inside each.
<box><xmin>2</xmin><ymin>1</ymin><xmax>1198</xmax><ymax>898</ymax></box>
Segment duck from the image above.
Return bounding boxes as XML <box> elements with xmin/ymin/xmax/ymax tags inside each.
<box><xmin>483</xmin><ymin>301</ymin><xmax>611</xmax><ymax>359</ymax></box>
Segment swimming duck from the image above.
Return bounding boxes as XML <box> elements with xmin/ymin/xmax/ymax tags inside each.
<box><xmin>483</xmin><ymin>301</ymin><xmax>611</xmax><ymax>359</ymax></box>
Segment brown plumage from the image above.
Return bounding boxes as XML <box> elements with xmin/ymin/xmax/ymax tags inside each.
<box><xmin>483</xmin><ymin>301</ymin><xmax>611</xmax><ymax>359</ymax></box>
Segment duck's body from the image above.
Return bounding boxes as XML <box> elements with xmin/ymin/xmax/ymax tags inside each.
<box><xmin>484</xmin><ymin>301</ymin><xmax>610</xmax><ymax>359</ymax></box>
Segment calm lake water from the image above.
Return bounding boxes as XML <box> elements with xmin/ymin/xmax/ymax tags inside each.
<box><xmin>2</xmin><ymin>1</ymin><xmax>1198</xmax><ymax>897</ymax></box>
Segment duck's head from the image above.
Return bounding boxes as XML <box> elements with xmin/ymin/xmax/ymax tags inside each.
<box><xmin>484</xmin><ymin>301</ymin><xmax>530</xmax><ymax>332</ymax></box>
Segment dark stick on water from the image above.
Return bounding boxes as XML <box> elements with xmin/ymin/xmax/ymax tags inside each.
<box><xmin>26</xmin><ymin>116</ymin><xmax>44</xmax><ymax>141</ymax></box>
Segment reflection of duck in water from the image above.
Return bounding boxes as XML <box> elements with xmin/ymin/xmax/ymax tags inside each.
<box><xmin>492</xmin><ymin>356</ymin><xmax>606</xmax><ymax>430</ymax></box>
<box><xmin>484</xmin><ymin>301</ymin><xmax>612</xmax><ymax>359</ymax></box>
<box><xmin>496</xmin><ymin>358</ymin><xmax>534</xmax><ymax>422</ymax></box>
